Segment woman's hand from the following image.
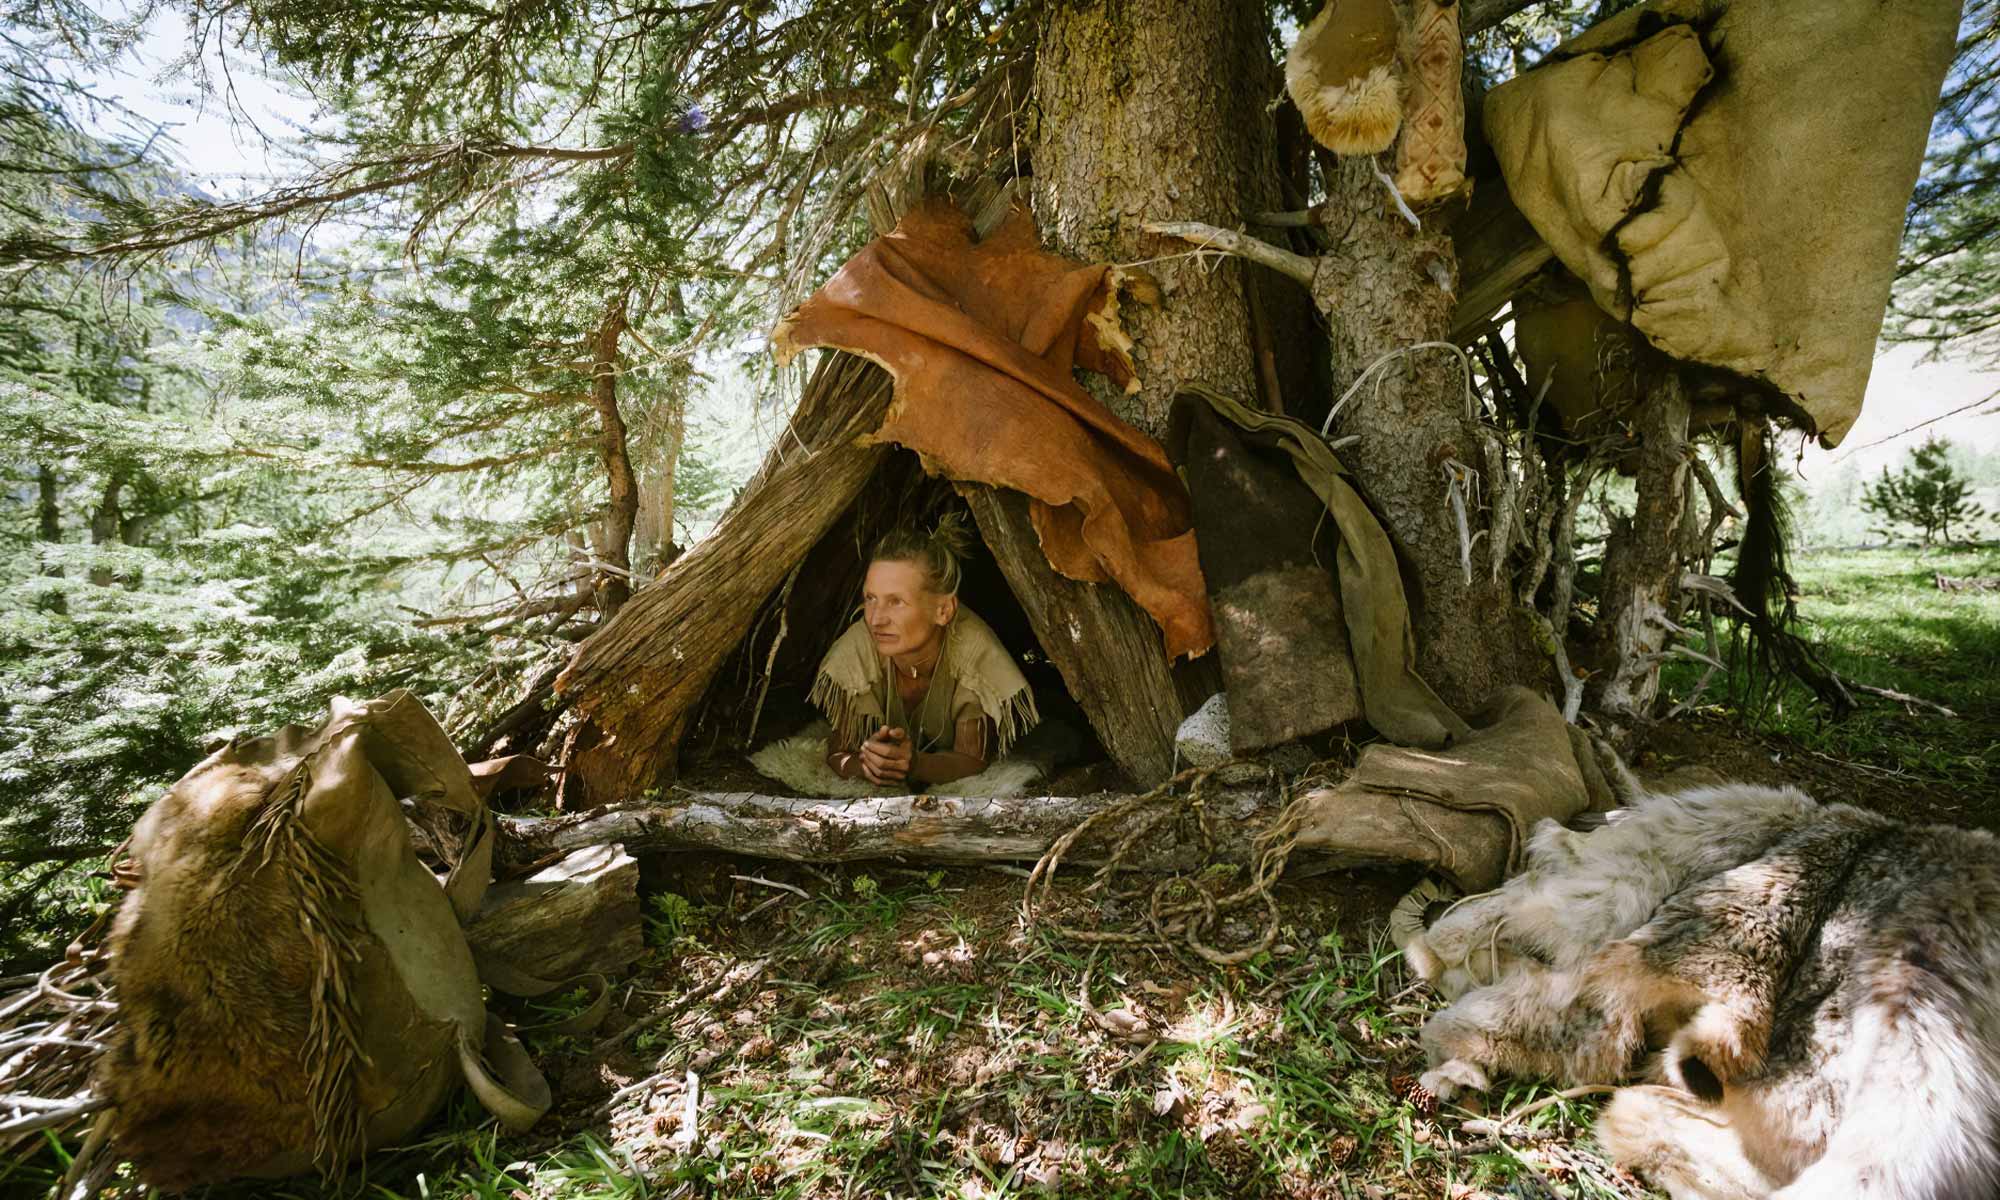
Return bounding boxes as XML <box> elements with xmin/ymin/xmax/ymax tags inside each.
<box><xmin>859</xmin><ymin>726</ymin><xmax>913</xmax><ymax>785</ymax></box>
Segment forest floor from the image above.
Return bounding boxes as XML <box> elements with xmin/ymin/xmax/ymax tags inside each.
<box><xmin>6</xmin><ymin>544</ymin><xmax>1996</xmax><ymax>1200</ymax></box>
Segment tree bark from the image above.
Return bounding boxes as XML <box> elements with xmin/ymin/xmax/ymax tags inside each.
<box><xmin>495</xmin><ymin>785</ymin><xmax>1296</xmax><ymax>873</ymax></box>
<box><xmin>1031</xmin><ymin>0</ymin><xmax>1282</xmax><ymax>434</ymax></box>
<box><xmin>1313</xmin><ymin>157</ymin><xmax>1545</xmax><ymax>708</ymax></box>
<box><xmin>1591</xmin><ymin>375</ymin><xmax>1692</xmax><ymax>720</ymax></box>
<box><xmin>1022</xmin><ymin>0</ymin><xmax>1287</xmax><ymax>779</ymax></box>
<box><xmin>961</xmin><ymin>485</ymin><xmax>1181</xmax><ymax>784</ymax></box>
<box><xmin>588</xmin><ymin>292</ymin><xmax>638</xmax><ymax>614</ymax></box>
<box><xmin>555</xmin><ymin>354</ymin><xmax>894</xmax><ymax>803</ymax></box>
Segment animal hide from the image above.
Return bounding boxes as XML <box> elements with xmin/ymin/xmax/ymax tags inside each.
<box><xmin>98</xmin><ymin>692</ymin><xmax>595</xmax><ymax>1189</ymax></box>
<box><xmin>1167</xmin><ymin>391</ymin><xmax>1362</xmax><ymax>751</ymax></box>
<box><xmin>771</xmin><ymin>199</ymin><xmax>1213</xmax><ymax>660</ymax></box>
<box><xmin>1483</xmin><ymin>0</ymin><xmax>1959</xmax><ymax>446</ymax></box>
<box><xmin>1291</xmin><ymin>687</ymin><xmax>1608</xmax><ymax>892</ymax></box>
<box><xmin>1167</xmin><ymin>385</ymin><xmax>1467</xmax><ymax>750</ymax></box>
<box><xmin>1392</xmin><ymin>0</ymin><xmax>1466</xmax><ymax>205</ymax></box>
<box><xmin>1286</xmin><ymin>0</ymin><xmax>1405</xmax><ymax>155</ymax></box>
<box><xmin>1408</xmin><ymin>781</ymin><xmax>2000</xmax><ymax>1199</ymax></box>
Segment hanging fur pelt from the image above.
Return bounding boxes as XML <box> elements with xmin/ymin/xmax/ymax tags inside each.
<box><xmin>1286</xmin><ymin>0</ymin><xmax>1405</xmax><ymax>155</ymax></box>
<box><xmin>1729</xmin><ymin>419</ymin><xmax>1853</xmax><ymax>714</ymax></box>
<box><xmin>1408</xmin><ymin>780</ymin><xmax>2000</xmax><ymax>1199</ymax></box>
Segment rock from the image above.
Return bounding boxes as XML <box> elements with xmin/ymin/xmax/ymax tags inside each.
<box><xmin>1175</xmin><ymin>693</ymin><xmax>1233</xmax><ymax>768</ymax></box>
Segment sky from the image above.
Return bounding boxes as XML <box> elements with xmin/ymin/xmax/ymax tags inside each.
<box><xmin>74</xmin><ymin>5</ymin><xmax>322</xmax><ymax>196</ymax></box>
<box><xmin>1801</xmin><ymin>344</ymin><xmax>2000</xmax><ymax>484</ymax></box>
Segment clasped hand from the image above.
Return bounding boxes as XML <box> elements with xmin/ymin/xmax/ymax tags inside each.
<box><xmin>858</xmin><ymin>726</ymin><xmax>913</xmax><ymax>785</ymax></box>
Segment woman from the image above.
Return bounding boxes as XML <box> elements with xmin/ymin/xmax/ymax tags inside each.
<box><xmin>814</xmin><ymin>515</ymin><xmax>1038</xmax><ymax>787</ymax></box>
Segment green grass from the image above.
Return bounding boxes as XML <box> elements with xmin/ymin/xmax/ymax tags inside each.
<box><xmin>51</xmin><ymin>867</ymin><xmax>1629</xmax><ymax>1200</ymax></box>
<box><xmin>1664</xmin><ymin>543</ymin><xmax>2000</xmax><ymax>792</ymax></box>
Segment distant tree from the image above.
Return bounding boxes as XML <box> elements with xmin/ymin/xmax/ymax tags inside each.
<box><xmin>1860</xmin><ymin>438</ymin><xmax>1990</xmax><ymax>544</ymax></box>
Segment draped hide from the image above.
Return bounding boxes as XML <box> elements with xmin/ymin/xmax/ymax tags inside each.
<box><xmin>1483</xmin><ymin>0</ymin><xmax>1959</xmax><ymax>445</ymax></box>
<box><xmin>771</xmin><ymin>199</ymin><xmax>1214</xmax><ymax>660</ymax></box>
<box><xmin>1169</xmin><ymin>385</ymin><xmax>1467</xmax><ymax>751</ymax></box>
<box><xmin>1168</xmin><ymin>395</ymin><xmax>1360</xmax><ymax>752</ymax></box>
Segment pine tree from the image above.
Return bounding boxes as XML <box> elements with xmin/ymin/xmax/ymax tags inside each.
<box><xmin>1860</xmin><ymin>438</ymin><xmax>1990</xmax><ymax>545</ymax></box>
<box><xmin>1889</xmin><ymin>0</ymin><xmax>2000</xmax><ymax>358</ymax></box>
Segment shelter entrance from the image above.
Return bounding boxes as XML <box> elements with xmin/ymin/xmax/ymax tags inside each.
<box><xmin>676</xmin><ymin>448</ymin><xmax>1110</xmax><ymax>796</ymax></box>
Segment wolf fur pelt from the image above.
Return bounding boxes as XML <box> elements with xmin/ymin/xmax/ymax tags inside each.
<box><xmin>1408</xmin><ymin>781</ymin><xmax>2000</xmax><ymax>1199</ymax></box>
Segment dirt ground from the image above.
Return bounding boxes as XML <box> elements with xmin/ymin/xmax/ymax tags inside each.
<box><xmin>485</xmin><ymin>706</ymin><xmax>1998</xmax><ymax>1200</ymax></box>
<box><xmin>1640</xmin><ymin>712</ymin><xmax>1998</xmax><ymax>831</ymax></box>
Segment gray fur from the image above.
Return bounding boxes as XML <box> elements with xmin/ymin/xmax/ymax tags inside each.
<box><xmin>1411</xmin><ymin>781</ymin><xmax>2000</xmax><ymax>1199</ymax></box>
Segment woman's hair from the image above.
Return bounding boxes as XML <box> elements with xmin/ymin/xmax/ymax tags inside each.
<box><xmin>870</xmin><ymin>511</ymin><xmax>974</xmax><ymax>596</ymax></box>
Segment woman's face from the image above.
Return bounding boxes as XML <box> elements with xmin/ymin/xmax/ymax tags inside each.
<box><xmin>863</xmin><ymin>559</ymin><xmax>954</xmax><ymax>659</ymax></box>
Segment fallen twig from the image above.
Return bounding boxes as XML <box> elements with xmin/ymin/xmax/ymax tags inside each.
<box><xmin>730</xmin><ymin>874</ymin><xmax>810</xmax><ymax>899</ymax></box>
<box><xmin>668</xmin><ymin>1069</ymin><xmax>701</xmax><ymax>1152</ymax></box>
<box><xmin>1847</xmin><ymin>681</ymin><xmax>1957</xmax><ymax>717</ymax></box>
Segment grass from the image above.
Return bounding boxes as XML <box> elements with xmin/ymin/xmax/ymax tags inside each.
<box><xmin>1662</xmin><ymin>543</ymin><xmax>2000</xmax><ymax>802</ymax></box>
<box><xmin>20</xmin><ymin>864</ymin><xmax>1637</xmax><ymax>1200</ymax></box>
<box><xmin>27</xmin><ymin>546</ymin><xmax>1993</xmax><ymax>1199</ymax></box>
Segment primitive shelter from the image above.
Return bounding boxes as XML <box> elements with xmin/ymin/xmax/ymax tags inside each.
<box><xmin>552</xmin><ymin>199</ymin><xmax>1258</xmax><ymax>801</ymax></box>
<box><xmin>555</xmin><ymin>194</ymin><xmax>1469</xmax><ymax>805</ymax></box>
<box><xmin>555</xmin><ymin>0</ymin><xmax>1963</xmax><ymax>810</ymax></box>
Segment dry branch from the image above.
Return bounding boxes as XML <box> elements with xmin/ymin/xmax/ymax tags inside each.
<box><xmin>1139</xmin><ymin>220</ymin><xmax>1316</xmax><ymax>286</ymax></box>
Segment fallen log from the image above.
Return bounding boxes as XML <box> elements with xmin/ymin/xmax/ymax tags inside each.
<box><xmin>496</xmin><ymin>786</ymin><xmax>1312</xmax><ymax>873</ymax></box>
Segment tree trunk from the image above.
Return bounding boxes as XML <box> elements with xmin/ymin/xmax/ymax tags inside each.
<box><xmin>1019</xmin><ymin>0</ymin><xmax>1285</xmax><ymax>780</ymax></box>
<box><xmin>632</xmin><ymin>394</ymin><xmax>686</xmax><ymax>578</ymax></box>
<box><xmin>1591</xmin><ymin>375</ymin><xmax>1692</xmax><ymax>720</ymax></box>
<box><xmin>555</xmin><ymin>354</ymin><xmax>894</xmax><ymax>803</ymax></box>
<box><xmin>1313</xmin><ymin>157</ymin><xmax>1545</xmax><ymax>708</ymax></box>
<box><xmin>34</xmin><ymin>465</ymin><xmax>64</xmax><ymax>612</ymax></box>
<box><xmin>88</xmin><ymin>471</ymin><xmax>125</xmax><ymax>587</ymax></box>
<box><xmin>961</xmin><ymin>485</ymin><xmax>1181</xmax><ymax>783</ymax></box>
<box><xmin>1032</xmin><ymin>0</ymin><xmax>1281</xmax><ymax>434</ymax></box>
<box><xmin>36</xmin><ymin>465</ymin><xmax>59</xmax><ymax>546</ymax></box>
<box><xmin>588</xmin><ymin>292</ymin><xmax>638</xmax><ymax>614</ymax></box>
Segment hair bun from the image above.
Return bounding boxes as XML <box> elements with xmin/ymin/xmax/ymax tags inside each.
<box><xmin>868</xmin><ymin>510</ymin><xmax>975</xmax><ymax>596</ymax></box>
<box><xmin>931</xmin><ymin>511</ymin><xmax>974</xmax><ymax>561</ymax></box>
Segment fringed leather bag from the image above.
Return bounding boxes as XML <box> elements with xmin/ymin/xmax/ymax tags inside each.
<box><xmin>97</xmin><ymin>690</ymin><xmax>601</xmax><ymax>1189</ymax></box>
